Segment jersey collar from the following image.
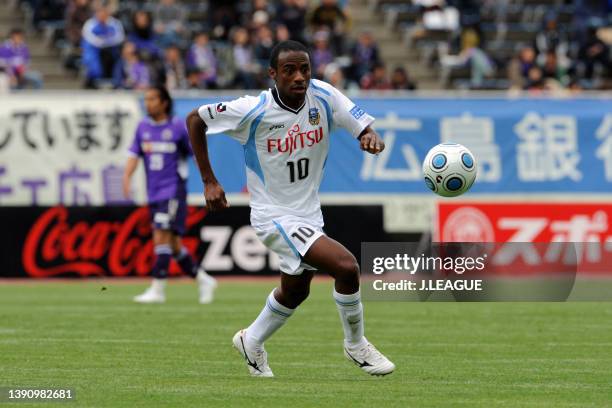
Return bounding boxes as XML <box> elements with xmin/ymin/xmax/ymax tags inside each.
<box><xmin>146</xmin><ymin>117</ymin><xmax>171</xmax><ymax>126</ymax></box>
<box><xmin>272</xmin><ymin>86</ymin><xmax>305</xmax><ymax>114</ymax></box>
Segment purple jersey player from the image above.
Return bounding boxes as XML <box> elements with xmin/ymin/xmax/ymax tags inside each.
<box><xmin>123</xmin><ymin>85</ymin><xmax>216</xmax><ymax>304</ymax></box>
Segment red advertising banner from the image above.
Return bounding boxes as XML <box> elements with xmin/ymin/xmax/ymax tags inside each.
<box><xmin>436</xmin><ymin>202</ymin><xmax>612</xmax><ymax>275</ymax></box>
<box><xmin>21</xmin><ymin>206</ymin><xmax>206</xmax><ymax>278</ymax></box>
<box><xmin>1</xmin><ymin>205</ymin><xmax>388</xmax><ymax>278</ymax></box>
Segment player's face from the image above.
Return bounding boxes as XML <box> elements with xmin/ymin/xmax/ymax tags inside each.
<box><xmin>270</xmin><ymin>50</ymin><xmax>311</xmax><ymax>101</ymax></box>
<box><xmin>144</xmin><ymin>89</ymin><xmax>167</xmax><ymax>119</ymax></box>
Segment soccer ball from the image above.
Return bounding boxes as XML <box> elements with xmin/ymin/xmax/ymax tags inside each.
<box><xmin>422</xmin><ymin>143</ymin><xmax>477</xmax><ymax>197</ymax></box>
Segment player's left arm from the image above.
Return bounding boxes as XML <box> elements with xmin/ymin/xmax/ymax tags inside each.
<box><xmin>357</xmin><ymin>126</ymin><xmax>384</xmax><ymax>154</ymax></box>
<box><xmin>322</xmin><ymin>81</ymin><xmax>384</xmax><ymax>155</ymax></box>
<box><xmin>122</xmin><ymin>156</ymin><xmax>139</xmax><ymax>199</ymax></box>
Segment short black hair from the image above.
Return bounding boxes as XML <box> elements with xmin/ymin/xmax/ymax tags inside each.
<box><xmin>150</xmin><ymin>85</ymin><xmax>173</xmax><ymax>115</ymax></box>
<box><xmin>270</xmin><ymin>40</ymin><xmax>310</xmax><ymax>69</ymax></box>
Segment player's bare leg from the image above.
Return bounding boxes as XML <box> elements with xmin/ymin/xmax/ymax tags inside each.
<box><xmin>134</xmin><ymin>229</ymin><xmax>173</xmax><ymax>303</ymax></box>
<box><xmin>233</xmin><ymin>271</ymin><xmax>313</xmax><ymax>377</ymax></box>
<box><xmin>303</xmin><ymin>236</ymin><xmax>396</xmax><ymax>376</ymax></box>
<box><xmin>170</xmin><ymin>235</ymin><xmax>217</xmax><ymax>304</ymax></box>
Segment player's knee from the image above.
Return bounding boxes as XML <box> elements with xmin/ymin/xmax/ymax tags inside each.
<box><xmin>335</xmin><ymin>254</ymin><xmax>360</xmax><ymax>282</ymax></box>
<box><xmin>279</xmin><ymin>285</ymin><xmax>310</xmax><ymax>308</ymax></box>
<box><xmin>287</xmin><ymin>285</ymin><xmax>310</xmax><ymax>305</ymax></box>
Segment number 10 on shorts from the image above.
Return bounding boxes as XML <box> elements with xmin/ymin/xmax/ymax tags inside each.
<box><xmin>291</xmin><ymin>226</ymin><xmax>315</xmax><ymax>244</ymax></box>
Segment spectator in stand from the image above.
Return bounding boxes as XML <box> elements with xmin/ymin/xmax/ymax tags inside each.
<box><xmin>231</xmin><ymin>27</ymin><xmax>258</xmax><ymax>89</ymax></box>
<box><xmin>254</xmin><ymin>26</ymin><xmax>275</xmax><ymax>88</ymax></box>
<box><xmin>540</xmin><ymin>50</ymin><xmax>568</xmax><ymax>86</ymax></box>
<box><xmin>0</xmin><ymin>28</ymin><xmax>43</xmax><ymax>89</ymax></box>
<box><xmin>32</xmin><ymin>0</ymin><xmax>66</xmax><ymax>31</ymax></box>
<box><xmin>153</xmin><ymin>0</ymin><xmax>188</xmax><ymax>48</ymax></box>
<box><xmin>311</xmin><ymin>30</ymin><xmax>334</xmax><ymax>79</ymax></box>
<box><xmin>440</xmin><ymin>25</ymin><xmax>494</xmax><ymax>88</ymax></box>
<box><xmin>186</xmin><ymin>32</ymin><xmax>218</xmax><ymax>89</ymax></box>
<box><xmin>65</xmin><ymin>0</ymin><xmax>92</xmax><ymax>47</ymax></box>
<box><xmin>524</xmin><ymin>65</ymin><xmax>545</xmax><ymax>91</ymax></box>
<box><xmin>413</xmin><ymin>0</ymin><xmax>459</xmax><ymax>31</ymax></box>
<box><xmin>128</xmin><ymin>10</ymin><xmax>160</xmax><ymax>62</ymax></box>
<box><xmin>275</xmin><ymin>0</ymin><xmax>307</xmax><ymax>44</ymax></box>
<box><xmin>535</xmin><ymin>13</ymin><xmax>566</xmax><ymax>56</ymax></box>
<box><xmin>254</xmin><ymin>25</ymin><xmax>274</xmax><ymax>71</ymax></box>
<box><xmin>275</xmin><ymin>24</ymin><xmax>291</xmax><ymax>43</ymax></box>
<box><xmin>112</xmin><ymin>41</ymin><xmax>150</xmax><ymax>90</ymax></box>
<box><xmin>390</xmin><ymin>66</ymin><xmax>417</xmax><ymax>90</ymax></box>
<box><xmin>310</xmin><ymin>0</ymin><xmax>349</xmax><ymax>54</ymax></box>
<box><xmin>323</xmin><ymin>62</ymin><xmax>351</xmax><ymax>90</ymax></box>
<box><xmin>186</xmin><ymin>68</ymin><xmax>202</xmax><ymax>89</ymax></box>
<box><xmin>208</xmin><ymin>0</ymin><xmax>241</xmax><ymax>41</ymax></box>
<box><xmin>348</xmin><ymin>30</ymin><xmax>380</xmax><ymax>83</ymax></box>
<box><xmin>81</xmin><ymin>4</ymin><xmax>124</xmax><ymax>88</ymax></box>
<box><xmin>247</xmin><ymin>0</ymin><xmax>275</xmax><ymax>33</ymax></box>
<box><xmin>161</xmin><ymin>44</ymin><xmax>187</xmax><ymax>90</ymax></box>
<box><xmin>578</xmin><ymin>26</ymin><xmax>609</xmax><ymax>81</ymax></box>
<box><xmin>360</xmin><ymin>62</ymin><xmax>392</xmax><ymax>90</ymax></box>
<box><xmin>508</xmin><ymin>45</ymin><xmax>537</xmax><ymax>90</ymax></box>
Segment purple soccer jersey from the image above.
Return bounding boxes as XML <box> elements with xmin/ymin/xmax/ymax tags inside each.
<box><xmin>128</xmin><ymin>116</ymin><xmax>192</xmax><ymax>203</ymax></box>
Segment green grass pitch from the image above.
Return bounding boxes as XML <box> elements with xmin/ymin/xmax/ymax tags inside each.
<box><xmin>1</xmin><ymin>280</ymin><xmax>611</xmax><ymax>407</ymax></box>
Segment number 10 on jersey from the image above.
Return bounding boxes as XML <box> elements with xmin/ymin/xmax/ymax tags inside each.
<box><xmin>286</xmin><ymin>158</ymin><xmax>309</xmax><ymax>183</ymax></box>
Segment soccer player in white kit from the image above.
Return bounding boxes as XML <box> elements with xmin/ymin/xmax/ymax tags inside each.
<box><xmin>186</xmin><ymin>41</ymin><xmax>395</xmax><ymax>377</ymax></box>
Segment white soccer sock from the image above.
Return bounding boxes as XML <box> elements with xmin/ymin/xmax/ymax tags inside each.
<box><xmin>196</xmin><ymin>267</ymin><xmax>213</xmax><ymax>281</ymax></box>
<box><xmin>333</xmin><ymin>289</ymin><xmax>366</xmax><ymax>349</ymax></box>
<box><xmin>246</xmin><ymin>289</ymin><xmax>294</xmax><ymax>346</ymax></box>
<box><xmin>151</xmin><ymin>278</ymin><xmax>167</xmax><ymax>294</ymax></box>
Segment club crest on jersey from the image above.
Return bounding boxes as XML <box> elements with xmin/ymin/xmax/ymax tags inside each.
<box><xmin>162</xmin><ymin>129</ymin><xmax>173</xmax><ymax>140</ymax></box>
<box><xmin>308</xmin><ymin>108</ymin><xmax>320</xmax><ymax>126</ymax></box>
<box><xmin>216</xmin><ymin>103</ymin><xmax>226</xmax><ymax>113</ymax></box>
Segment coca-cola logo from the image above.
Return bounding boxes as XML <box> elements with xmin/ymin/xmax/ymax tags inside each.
<box><xmin>22</xmin><ymin>206</ymin><xmax>206</xmax><ymax>277</ymax></box>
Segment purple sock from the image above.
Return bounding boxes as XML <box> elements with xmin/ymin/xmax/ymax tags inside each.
<box><xmin>152</xmin><ymin>244</ymin><xmax>172</xmax><ymax>279</ymax></box>
<box><xmin>174</xmin><ymin>247</ymin><xmax>197</xmax><ymax>278</ymax></box>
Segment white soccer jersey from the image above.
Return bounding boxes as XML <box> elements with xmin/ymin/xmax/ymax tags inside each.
<box><xmin>197</xmin><ymin>79</ymin><xmax>374</xmax><ymax>229</ymax></box>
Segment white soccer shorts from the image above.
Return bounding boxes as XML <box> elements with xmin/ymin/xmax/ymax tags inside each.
<box><xmin>254</xmin><ymin>215</ymin><xmax>325</xmax><ymax>276</ymax></box>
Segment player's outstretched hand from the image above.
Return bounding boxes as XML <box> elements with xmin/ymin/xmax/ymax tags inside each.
<box><xmin>205</xmin><ymin>181</ymin><xmax>229</xmax><ymax>211</ymax></box>
<box><xmin>359</xmin><ymin>130</ymin><xmax>385</xmax><ymax>155</ymax></box>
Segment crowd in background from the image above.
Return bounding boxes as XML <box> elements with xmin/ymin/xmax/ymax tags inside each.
<box><xmin>0</xmin><ymin>0</ymin><xmax>610</xmax><ymax>92</ymax></box>
<box><xmin>1</xmin><ymin>0</ymin><xmax>415</xmax><ymax>91</ymax></box>
<box><xmin>412</xmin><ymin>0</ymin><xmax>611</xmax><ymax>91</ymax></box>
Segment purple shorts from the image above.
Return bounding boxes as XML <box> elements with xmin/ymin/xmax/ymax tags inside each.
<box><xmin>149</xmin><ymin>196</ymin><xmax>188</xmax><ymax>236</ymax></box>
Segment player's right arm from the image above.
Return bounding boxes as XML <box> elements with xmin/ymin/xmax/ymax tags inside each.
<box><xmin>123</xmin><ymin>124</ymin><xmax>143</xmax><ymax>199</ymax></box>
<box><xmin>187</xmin><ymin>94</ymin><xmax>265</xmax><ymax>211</ymax></box>
<box><xmin>186</xmin><ymin>109</ymin><xmax>228</xmax><ymax>211</ymax></box>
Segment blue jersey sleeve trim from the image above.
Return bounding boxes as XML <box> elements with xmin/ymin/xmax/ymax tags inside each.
<box><xmin>243</xmin><ymin>111</ymin><xmax>266</xmax><ymax>185</ymax></box>
<box><xmin>273</xmin><ymin>221</ymin><xmax>301</xmax><ymax>259</ymax></box>
<box><xmin>238</xmin><ymin>93</ymin><xmax>267</xmax><ymax>129</ymax></box>
<box><xmin>315</xmin><ymin>95</ymin><xmax>333</xmax><ymax>131</ymax></box>
<box><xmin>310</xmin><ymin>81</ymin><xmax>331</xmax><ymax>96</ymax></box>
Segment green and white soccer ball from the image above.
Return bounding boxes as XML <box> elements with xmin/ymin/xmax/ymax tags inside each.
<box><xmin>422</xmin><ymin>143</ymin><xmax>477</xmax><ymax>197</ymax></box>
